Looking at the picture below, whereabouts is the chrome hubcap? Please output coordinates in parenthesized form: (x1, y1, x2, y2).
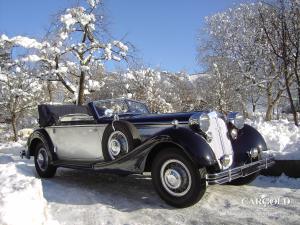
(108, 131, 128, 159)
(164, 169, 182, 189)
(160, 159, 192, 197)
(37, 148, 48, 171)
(110, 139, 121, 156)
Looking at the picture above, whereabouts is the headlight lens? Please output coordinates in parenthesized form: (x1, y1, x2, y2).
(234, 113, 245, 129)
(230, 128, 238, 140)
(199, 114, 210, 133)
(189, 113, 210, 133)
(228, 112, 245, 129)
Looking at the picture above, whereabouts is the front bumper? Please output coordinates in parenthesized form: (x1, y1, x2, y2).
(206, 155, 275, 185)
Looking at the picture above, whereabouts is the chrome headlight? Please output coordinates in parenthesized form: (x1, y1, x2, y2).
(230, 128, 238, 140)
(248, 148, 259, 158)
(189, 113, 210, 133)
(227, 112, 245, 129)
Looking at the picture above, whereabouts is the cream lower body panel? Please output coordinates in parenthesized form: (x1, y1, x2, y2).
(46, 124, 107, 161)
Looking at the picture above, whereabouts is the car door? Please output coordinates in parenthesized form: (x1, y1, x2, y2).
(46, 124, 107, 161)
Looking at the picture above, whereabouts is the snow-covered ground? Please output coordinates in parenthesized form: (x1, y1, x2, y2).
(0, 141, 299, 225)
(248, 118, 300, 160)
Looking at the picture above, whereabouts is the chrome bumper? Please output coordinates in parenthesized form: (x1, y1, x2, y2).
(206, 156, 275, 185)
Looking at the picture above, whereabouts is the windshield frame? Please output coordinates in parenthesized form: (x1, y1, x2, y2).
(91, 98, 150, 119)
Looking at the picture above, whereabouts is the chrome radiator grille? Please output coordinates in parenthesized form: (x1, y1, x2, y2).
(207, 112, 233, 169)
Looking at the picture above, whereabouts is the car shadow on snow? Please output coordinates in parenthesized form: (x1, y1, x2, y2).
(40, 168, 172, 212)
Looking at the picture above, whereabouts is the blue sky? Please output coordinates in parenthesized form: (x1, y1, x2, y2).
(0, 0, 245, 74)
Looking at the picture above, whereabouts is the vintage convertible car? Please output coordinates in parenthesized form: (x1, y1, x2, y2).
(22, 98, 274, 208)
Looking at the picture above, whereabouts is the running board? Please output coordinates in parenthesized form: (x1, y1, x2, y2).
(53, 160, 98, 169)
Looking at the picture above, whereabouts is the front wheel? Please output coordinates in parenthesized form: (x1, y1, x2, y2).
(151, 148, 207, 208)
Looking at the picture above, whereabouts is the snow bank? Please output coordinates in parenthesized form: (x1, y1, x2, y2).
(247, 118, 300, 160)
(0, 142, 58, 225)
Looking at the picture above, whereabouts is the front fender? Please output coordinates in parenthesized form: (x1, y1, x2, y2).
(153, 126, 218, 167)
(232, 124, 268, 166)
(93, 126, 218, 173)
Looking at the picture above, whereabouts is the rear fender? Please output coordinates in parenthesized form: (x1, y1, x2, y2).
(27, 128, 57, 161)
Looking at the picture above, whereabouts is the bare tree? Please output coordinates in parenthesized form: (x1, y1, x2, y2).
(198, 1, 299, 123)
(259, 0, 299, 125)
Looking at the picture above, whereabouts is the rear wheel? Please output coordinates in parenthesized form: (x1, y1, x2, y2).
(34, 142, 57, 178)
(151, 148, 207, 208)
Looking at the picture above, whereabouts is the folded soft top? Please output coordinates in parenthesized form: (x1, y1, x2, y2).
(38, 104, 92, 127)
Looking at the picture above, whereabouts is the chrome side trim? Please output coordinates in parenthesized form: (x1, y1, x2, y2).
(206, 156, 275, 185)
(133, 121, 188, 126)
(49, 124, 107, 128)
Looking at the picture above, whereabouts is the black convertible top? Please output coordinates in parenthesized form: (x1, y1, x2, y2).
(38, 104, 93, 127)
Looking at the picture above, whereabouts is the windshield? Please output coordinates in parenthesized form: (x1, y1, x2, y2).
(126, 100, 149, 114)
(93, 99, 149, 115)
(94, 99, 129, 114)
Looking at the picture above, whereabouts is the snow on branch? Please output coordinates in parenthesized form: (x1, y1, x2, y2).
(0, 34, 45, 49)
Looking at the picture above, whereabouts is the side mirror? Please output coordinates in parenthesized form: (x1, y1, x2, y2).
(104, 109, 114, 117)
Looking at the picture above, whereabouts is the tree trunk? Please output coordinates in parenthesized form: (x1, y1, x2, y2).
(282, 42, 298, 125)
(280, 3, 299, 126)
(252, 104, 256, 114)
(47, 81, 54, 102)
(265, 104, 274, 121)
(283, 71, 299, 126)
(77, 70, 85, 105)
(294, 66, 300, 107)
(265, 86, 274, 121)
(11, 114, 18, 142)
(241, 101, 248, 118)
